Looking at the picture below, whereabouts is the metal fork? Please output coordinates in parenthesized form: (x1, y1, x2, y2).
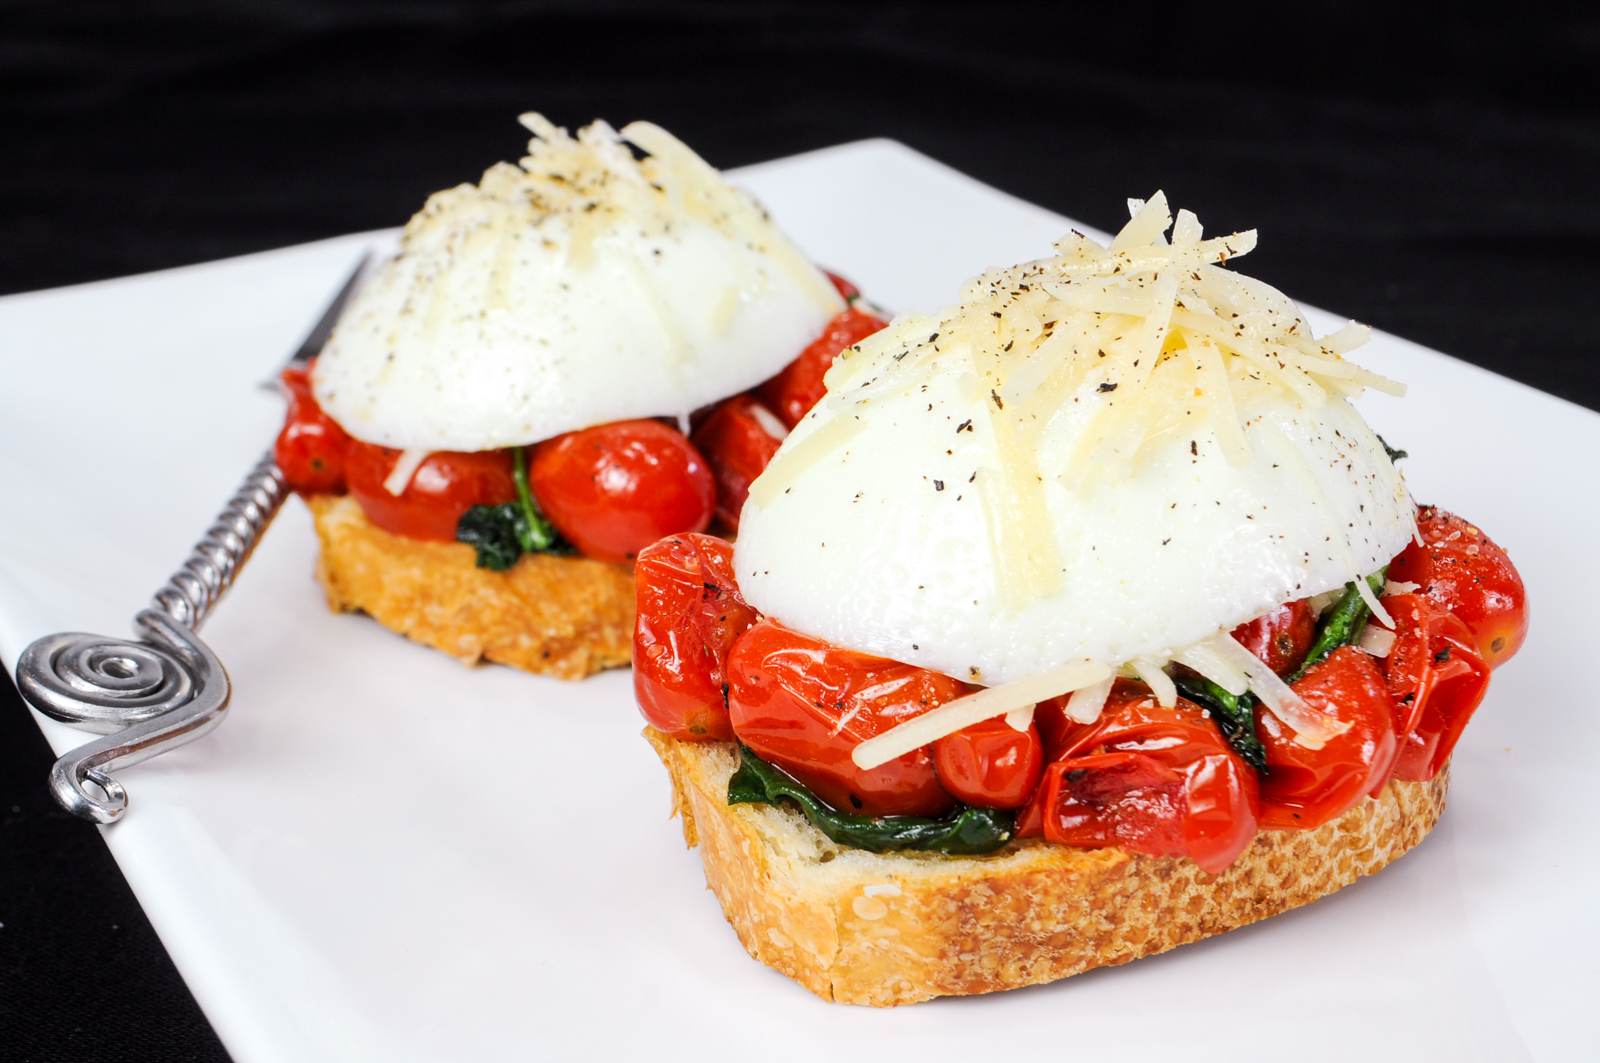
(14, 255, 371, 823)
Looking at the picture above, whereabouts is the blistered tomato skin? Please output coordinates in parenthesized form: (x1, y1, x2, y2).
(1257, 647, 1397, 830)
(529, 420, 715, 564)
(822, 269, 860, 303)
(1382, 593, 1490, 781)
(689, 396, 786, 532)
(275, 364, 352, 493)
(346, 443, 516, 541)
(1230, 598, 1317, 676)
(933, 716, 1043, 809)
(757, 307, 889, 428)
(633, 534, 758, 742)
(1019, 684, 1260, 875)
(1388, 506, 1527, 669)
(726, 620, 963, 818)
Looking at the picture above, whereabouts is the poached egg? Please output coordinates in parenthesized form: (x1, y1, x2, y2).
(735, 194, 1415, 699)
(312, 115, 843, 451)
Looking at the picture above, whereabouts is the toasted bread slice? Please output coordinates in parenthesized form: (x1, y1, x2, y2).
(645, 729, 1449, 1006)
(306, 494, 633, 679)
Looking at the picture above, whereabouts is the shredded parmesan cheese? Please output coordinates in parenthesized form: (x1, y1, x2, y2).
(1356, 625, 1397, 657)
(1207, 633, 1350, 748)
(1065, 676, 1115, 723)
(1175, 641, 1250, 697)
(1355, 576, 1395, 630)
(852, 661, 1110, 770)
(1004, 703, 1036, 732)
(383, 449, 430, 496)
(1132, 657, 1177, 708)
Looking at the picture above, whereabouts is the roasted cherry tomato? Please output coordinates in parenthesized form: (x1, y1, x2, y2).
(1257, 647, 1397, 830)
(823, 269, 861, 303)
(347, 443, 515, 541)
(529, 420, 715, 564)
(1020, 684, 1259, 874)
(633, 534, 758, 742)
(1388, 506, 1527, 668)
(933, 716, 1043, 809)
(756, 307, 888, 428)
(1382, 593, 1489, 781)
(1230, 598, 1317, 676)
(274, 363, 351, 493)
(726, 620, 964, 817)
(1031, 693, 1081, 759)
(689, 396, 786, 532)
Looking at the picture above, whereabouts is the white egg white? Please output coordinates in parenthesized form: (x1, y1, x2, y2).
(312, 117, 842, 451)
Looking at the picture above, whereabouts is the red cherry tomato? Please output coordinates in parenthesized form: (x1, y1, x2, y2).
(528, 420, 715, 564)
(1382, 593, 1490, 781)
(822, 269, 861, 303)
(1230, 598, 1317, 676)
(1256, 647, 1397, 830)
(1031, 694, 1081, 759)
(933, 716, 1043, 809)
(633, 534, 758, 742)
(347, 443, 515, 541)
(1388, 506, 1527, 668)
(1019, 683, 1260, 874)
(274, 364, 351, 493)
(756, 307, 888, 428)
(689, 397, 786, 532)
(726, 620, 964, 817)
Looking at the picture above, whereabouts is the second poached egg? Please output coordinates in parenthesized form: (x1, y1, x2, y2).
(313, 115, 843, 451)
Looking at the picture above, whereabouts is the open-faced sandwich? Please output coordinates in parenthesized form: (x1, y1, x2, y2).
(634, 193, 1528, 1004)
(273, 115, 886, 678)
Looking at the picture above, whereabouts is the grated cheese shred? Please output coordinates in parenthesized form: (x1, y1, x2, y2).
(852, 661, 1111, 770)
(383, 449, 430, 496)
(1208, 632, 1351, 748)
(1357, 625, 1397, 657)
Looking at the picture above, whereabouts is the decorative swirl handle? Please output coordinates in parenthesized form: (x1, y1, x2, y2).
(15, 453, 287, 822)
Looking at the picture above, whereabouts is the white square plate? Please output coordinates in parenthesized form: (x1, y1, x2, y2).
(3, 141, 1596, 1063)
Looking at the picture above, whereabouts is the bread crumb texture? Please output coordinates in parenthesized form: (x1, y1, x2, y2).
(645, 728, 1449, 1006)
(307, 494, 632, 680)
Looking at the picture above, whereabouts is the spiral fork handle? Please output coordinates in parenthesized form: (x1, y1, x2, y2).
(15, 452, 286, 822)
(152, 452, 285, 628)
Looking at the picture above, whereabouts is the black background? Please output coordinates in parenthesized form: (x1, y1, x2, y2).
(3, 3, 1596, 1060)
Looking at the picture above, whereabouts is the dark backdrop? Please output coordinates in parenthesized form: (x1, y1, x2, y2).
(3, 4, 1596, 1060)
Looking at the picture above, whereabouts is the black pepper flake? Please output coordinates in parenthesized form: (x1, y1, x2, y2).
(1097, 381, 1118, 393)
(991, 390, 1004, 409)
(1190, 440, 1198, 456)
(956, 419, 973, 434)
(933, 479, 945, 492)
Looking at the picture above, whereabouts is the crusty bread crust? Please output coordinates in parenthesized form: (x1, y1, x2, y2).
(645, 729, 1449, 1006)
(306, 494, 633, 680)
